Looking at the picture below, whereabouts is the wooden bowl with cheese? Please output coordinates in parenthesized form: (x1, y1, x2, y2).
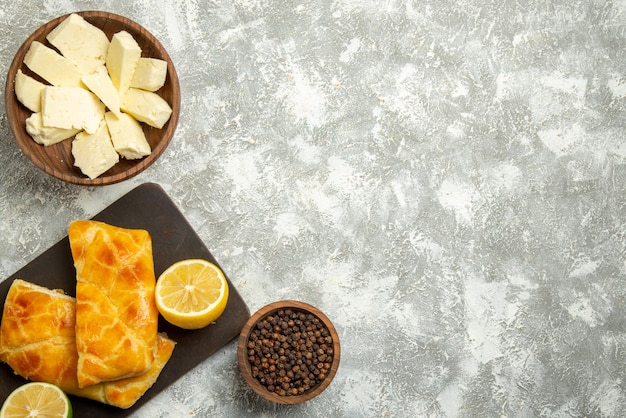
(5, 11, 180, 186)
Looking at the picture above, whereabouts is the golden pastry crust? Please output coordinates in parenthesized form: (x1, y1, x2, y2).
(0, 279, 82, 393)
(68, 220, 158, 387)
(96, 333, 176, 409)
(0, 279, 175, 409)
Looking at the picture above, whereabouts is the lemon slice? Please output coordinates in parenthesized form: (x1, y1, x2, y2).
(0, 382, 72, 418)
(155, 259, 229, 329)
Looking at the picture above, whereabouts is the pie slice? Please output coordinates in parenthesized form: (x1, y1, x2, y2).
(81, 332, 176, 409)
(68, 220, 159, 387)
(0, 279, 175, 409)
(0, 279, 81, 393)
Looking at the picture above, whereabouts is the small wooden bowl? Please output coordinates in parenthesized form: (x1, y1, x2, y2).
(237, 300, 340, 404)
(4, 11, 180, 186)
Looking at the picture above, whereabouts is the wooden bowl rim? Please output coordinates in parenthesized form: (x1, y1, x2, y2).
(4, 10, 180, 186)
(237, 300, 341, 405)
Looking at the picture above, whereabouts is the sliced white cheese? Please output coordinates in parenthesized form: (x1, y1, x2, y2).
(42, 86, 105, 134)
(72, 120, 119, 179)
(120, 88, 172, 129)
(23, 41, 83, 87)
(46, 13, 110, 75)
(26, 112, 81, 146)
(15, 69, 45, 112)
(106, 31, 141, 95)
(82, 66, 121, 116)
(130, 57, 167, 92)
(105, 111, 151, 159)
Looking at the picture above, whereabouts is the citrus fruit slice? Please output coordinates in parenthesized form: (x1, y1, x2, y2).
(0, 382, 72, 418)
(155, 259, 229, 329)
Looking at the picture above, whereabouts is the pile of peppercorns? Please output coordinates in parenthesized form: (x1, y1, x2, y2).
(246, 308, 334, 397)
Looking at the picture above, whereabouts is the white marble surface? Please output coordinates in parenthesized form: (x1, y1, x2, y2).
(2, 0, 626, 416)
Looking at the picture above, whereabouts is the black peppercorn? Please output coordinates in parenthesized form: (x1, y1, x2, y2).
(247, 308, 334, 396)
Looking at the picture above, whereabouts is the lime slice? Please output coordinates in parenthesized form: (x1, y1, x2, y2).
(0, 382, 72, 418)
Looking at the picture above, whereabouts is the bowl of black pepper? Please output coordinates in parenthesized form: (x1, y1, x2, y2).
(237, 300, 340, 404)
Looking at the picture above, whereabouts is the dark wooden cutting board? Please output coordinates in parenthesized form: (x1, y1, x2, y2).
(0, 182, 250, 416)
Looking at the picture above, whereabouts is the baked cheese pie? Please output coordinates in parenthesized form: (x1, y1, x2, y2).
(68, 220, 159, 387)
(0, 279, 175, 409)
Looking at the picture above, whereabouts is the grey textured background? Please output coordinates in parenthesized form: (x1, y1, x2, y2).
(2, 0, 626, 417)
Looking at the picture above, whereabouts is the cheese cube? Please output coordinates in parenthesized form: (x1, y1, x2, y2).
(26, 112, 80, 146)
(120, 88, 172, 129)
(105, 111, 151, 159)
(82, 66, 121, 116)
(46, 13, 110, 75)
(106, 31, 141, 95)
(72, 121, 119, 179)
(130, 57, 167, 92)
(23, 41, 83, 87)
(15, 69, 45, 112)
(42, 86, 105, 134)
